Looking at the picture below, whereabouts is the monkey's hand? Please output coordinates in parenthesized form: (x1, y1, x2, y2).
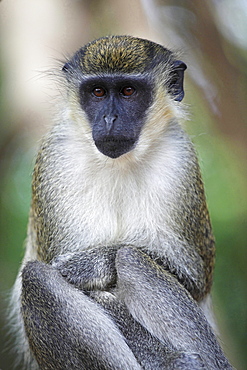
(52, 245, 119, 291)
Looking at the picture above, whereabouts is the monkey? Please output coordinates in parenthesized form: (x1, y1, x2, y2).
(9, 35, 232, 369)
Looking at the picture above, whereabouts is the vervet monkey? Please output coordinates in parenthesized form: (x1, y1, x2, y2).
(10, 35, 232, 369)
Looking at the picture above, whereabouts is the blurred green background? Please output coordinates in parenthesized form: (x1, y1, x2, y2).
(0, 1, 246, 369)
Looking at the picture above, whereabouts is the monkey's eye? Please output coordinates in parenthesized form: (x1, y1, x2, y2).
(92, 87, 106, 97)
(120, 86, 135, 97)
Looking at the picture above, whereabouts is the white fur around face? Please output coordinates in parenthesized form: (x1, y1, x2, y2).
(43, 91, 190, 258)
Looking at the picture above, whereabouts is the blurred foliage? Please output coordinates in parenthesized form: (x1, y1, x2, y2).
(0, 1, 247, 370)
(186, 85, 247, 369)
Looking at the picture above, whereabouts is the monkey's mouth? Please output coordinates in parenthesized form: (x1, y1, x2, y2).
(94, 136, 136, 158)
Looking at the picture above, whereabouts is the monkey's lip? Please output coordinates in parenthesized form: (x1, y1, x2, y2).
(94, 136, 136, 158)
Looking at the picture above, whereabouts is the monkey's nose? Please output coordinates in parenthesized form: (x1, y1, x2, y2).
(103, 115, 118, 134)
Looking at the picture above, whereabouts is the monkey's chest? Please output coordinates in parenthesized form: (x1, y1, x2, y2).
(60, 186, 169, 251)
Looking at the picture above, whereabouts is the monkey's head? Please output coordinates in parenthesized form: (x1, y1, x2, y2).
(62, 36, 186, 159)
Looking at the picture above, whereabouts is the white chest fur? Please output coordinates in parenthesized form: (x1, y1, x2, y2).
(51, 132, 183, 255)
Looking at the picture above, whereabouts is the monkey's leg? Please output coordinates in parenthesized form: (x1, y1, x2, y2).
(53, 247, 207, 369)
(116, 246, 233, 370)
(93, 290, 207, 370)
(21, 261, 142, 370)
(52, 247, 221, 369)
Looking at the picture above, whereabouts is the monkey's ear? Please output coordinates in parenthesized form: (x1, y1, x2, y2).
(62, 62, 71, 73)
(62, 62, 74, 82)
(168, 60, 187, 102)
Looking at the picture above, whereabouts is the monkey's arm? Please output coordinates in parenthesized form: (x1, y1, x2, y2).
(52, 241, 207, 301)
(52, 244, 119, 290)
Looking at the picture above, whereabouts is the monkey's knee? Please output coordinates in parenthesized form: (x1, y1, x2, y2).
(21, 260, 68, 314)
(22, 260, 54, 293)
(116, 245, 164, 294)
(116, 246, 150, 278)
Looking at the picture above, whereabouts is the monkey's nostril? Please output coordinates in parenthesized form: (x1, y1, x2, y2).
(103, 115, 117, 123)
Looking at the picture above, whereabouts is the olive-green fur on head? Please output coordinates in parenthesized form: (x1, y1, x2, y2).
(63, 35, 174, 76)
(62, 36, 187, 102)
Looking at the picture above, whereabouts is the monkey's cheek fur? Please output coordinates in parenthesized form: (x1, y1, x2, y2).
(94, 136, 136, 158)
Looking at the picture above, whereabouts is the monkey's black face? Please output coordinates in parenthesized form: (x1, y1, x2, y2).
(79, 75, 153, 158)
